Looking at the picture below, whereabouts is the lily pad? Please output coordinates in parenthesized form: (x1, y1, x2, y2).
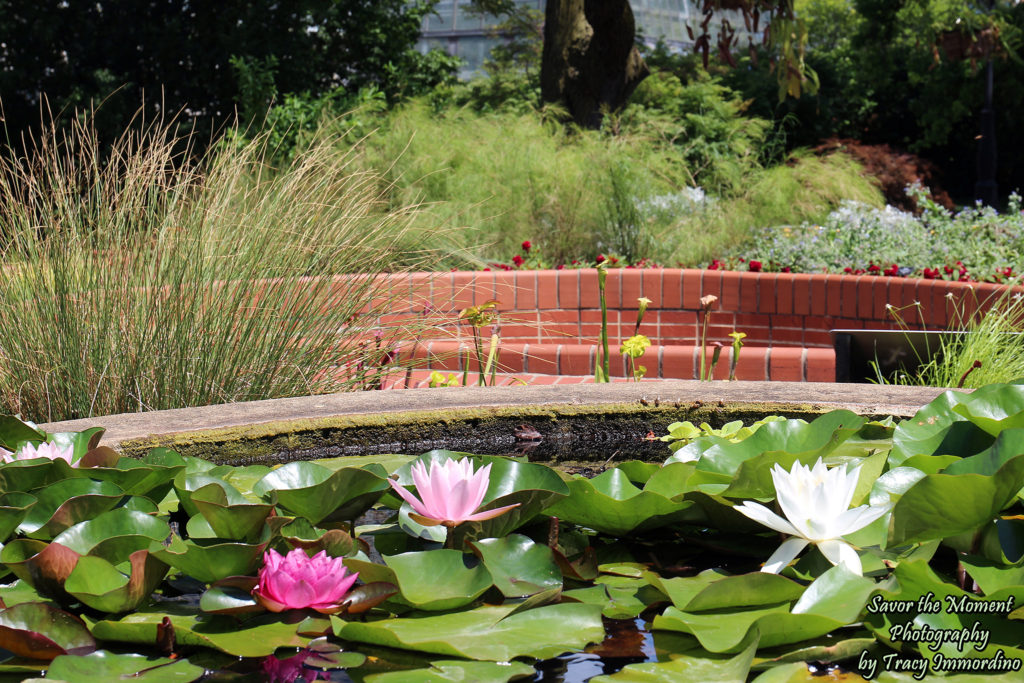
(373, 550, 493, 611)
(63, 550, 169, 613)
(365, 659, 535, 682)
(18, 478, 124, 539)
(542, 468, 692, 537)
(50, 508, 170, 562)
(889, 453, 1024, 545)
(151, 534, 269, 584)
(591, 630, 758, 682)
(46, 651, 203, 681)
(0, 602, 95, 660)
(0, 540, 81, 600)
(336, 602, 604, 661)
(89, 609, 309, 657)
(0, 492, 36, 542)
(467, 534, 562, 598)
(190, 482, 274, 543)
(254, 462, 389, 524)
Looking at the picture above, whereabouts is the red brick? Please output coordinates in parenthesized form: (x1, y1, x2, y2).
(739, 272, 760, 312)
(619, 269, 644, 307)
(558, 270, 581, 309)
(701, 270, 724, 308)
(514, 271, 538, 310)
(732, 345, 770, 381)
(792, 274, 814, 316)
(839, 275, 860, 319)
(535, 271, 559, 308)
(775, 273, 794, 315)
(825, 274, 843, 317)
(719, 271, 741, 311)
(492, 343, 529, 373)
(769, 328, 805, 345)
(450, 272, 477, 312)
(526, 344, 559, 374)
(580, 268, 602, 308)
(602, 268, 624, 309)
(559, 344, 594, 375)
(886, 279, 918, 320)
(683, 270, 703, 309)
(490, 271, 518, 311)
(661, 269, 684, 310)
(660, 345, 693, 379)
(758, 273, 778, 314)
(806, 348, 836, 382)
(769, 347, 804, 381)
(404, 272, 436, 310)
(804, 330, 833, 347)
(500, 320, 541, 343)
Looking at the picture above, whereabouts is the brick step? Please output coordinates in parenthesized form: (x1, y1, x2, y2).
(396, 341, 834, 382)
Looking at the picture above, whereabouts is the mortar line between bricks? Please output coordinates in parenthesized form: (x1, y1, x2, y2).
(522, 343, 530, 374)
(801, 348, 807, 382)
(556, 344, 563, 375)
(765, 346, 772, 381)
(657, 345, 664, 379)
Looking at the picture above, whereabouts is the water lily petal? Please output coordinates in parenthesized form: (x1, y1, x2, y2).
(736, 501, 800, 536)
(832, 503, 891, 536)
(408, 512, 445, 527)
(762, 536, 809, 573)
(817, 539, 862, 575)
(388, 478, 429, 517)
(464, 502, 521, 522)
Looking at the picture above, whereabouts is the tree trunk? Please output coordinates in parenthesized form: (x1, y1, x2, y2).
(540, 0, 649, 129)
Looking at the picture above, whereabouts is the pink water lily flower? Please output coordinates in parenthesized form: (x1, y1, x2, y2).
(0, 441, 76, 466)
(253, 548, 358, 613)
(388, 458, 519, 527)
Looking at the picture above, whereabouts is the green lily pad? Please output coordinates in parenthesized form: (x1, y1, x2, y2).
(190, 482, 274, 543)
(542, 468, 692, 537)
(679, 572, 806, 612)
(790, 563, 877, 623)
(467, 534, 562, 598)
(654, 603, 842, 654)
(890, 388, 1001, 464)
(336, 602, 604, 660)
(74, 449, 184, 502)
(46, 427, 106, 464)
(0, 492, 36, 542)
(254, 462, 389, 524)
(50, 508, 170, 562)
(889, 453, 1024, 545)
(0, 415, 45, 450)
(63, 550, 169, 613)
(151, 534, 269, 584)
(950, 383, 1024, 436)
(365, 659, 535, 682)
(0, 540, 80, 600)
(46, 651, 203, 681)
(0, 602, 95, 660)
(378, 550, 493, 611)
(89, 609, 309, 657)
(18, 478, 124, 539)
(591, 629, 759, 682)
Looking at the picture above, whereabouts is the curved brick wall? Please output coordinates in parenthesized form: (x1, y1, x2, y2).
(366, 269, 1016, 383)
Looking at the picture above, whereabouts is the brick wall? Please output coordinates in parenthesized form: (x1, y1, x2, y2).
(363, 269, 1018, 382)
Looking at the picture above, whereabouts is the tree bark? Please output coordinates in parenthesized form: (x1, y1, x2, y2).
(540, 0, 649, 129)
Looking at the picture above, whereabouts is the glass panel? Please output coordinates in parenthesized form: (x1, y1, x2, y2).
(426, 0, 454, 32)
(454, 0, 484, 31)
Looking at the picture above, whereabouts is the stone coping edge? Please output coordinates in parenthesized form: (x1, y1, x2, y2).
(42, 380, 956, 452)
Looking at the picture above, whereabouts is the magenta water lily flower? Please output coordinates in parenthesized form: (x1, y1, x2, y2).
(0, 441, 76, 466)
(388, 458, 519, 527)
(252, 548, 358, 613)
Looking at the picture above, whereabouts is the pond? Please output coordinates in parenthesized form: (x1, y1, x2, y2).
(2, 382, 1024, 682)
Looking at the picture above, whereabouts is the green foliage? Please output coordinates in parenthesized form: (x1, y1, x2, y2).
(0, 0, 457, 149)
(3, 382, 1024, 677)
(0, 117, 434, 421)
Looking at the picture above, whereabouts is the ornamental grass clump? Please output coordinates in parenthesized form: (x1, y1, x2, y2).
(0, 115, 434, 421)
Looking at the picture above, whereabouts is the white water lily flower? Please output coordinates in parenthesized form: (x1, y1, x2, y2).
(736, 459, 891, 575)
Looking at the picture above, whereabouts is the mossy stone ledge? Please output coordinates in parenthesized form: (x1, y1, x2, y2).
(41, 381, 957, 467)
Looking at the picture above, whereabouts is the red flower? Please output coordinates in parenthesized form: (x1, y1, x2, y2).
(884, 264, 898, 277)
(781, 266, 791, 273)
(867, 264, 880, 274)
(748, 260, 762, 272)
(922, 267, 939, 279)
(521, 240, 532, 252)
(610, 256, 619, 264)
(944, 265, 955, 275)
(596, 254, 606, 264)
(844, 267, 853, 273)
(572, 259, 580, 265)
(708, 259, 722, 271)
(512, 254, 524, 267)
(556, 264, 564, 270)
